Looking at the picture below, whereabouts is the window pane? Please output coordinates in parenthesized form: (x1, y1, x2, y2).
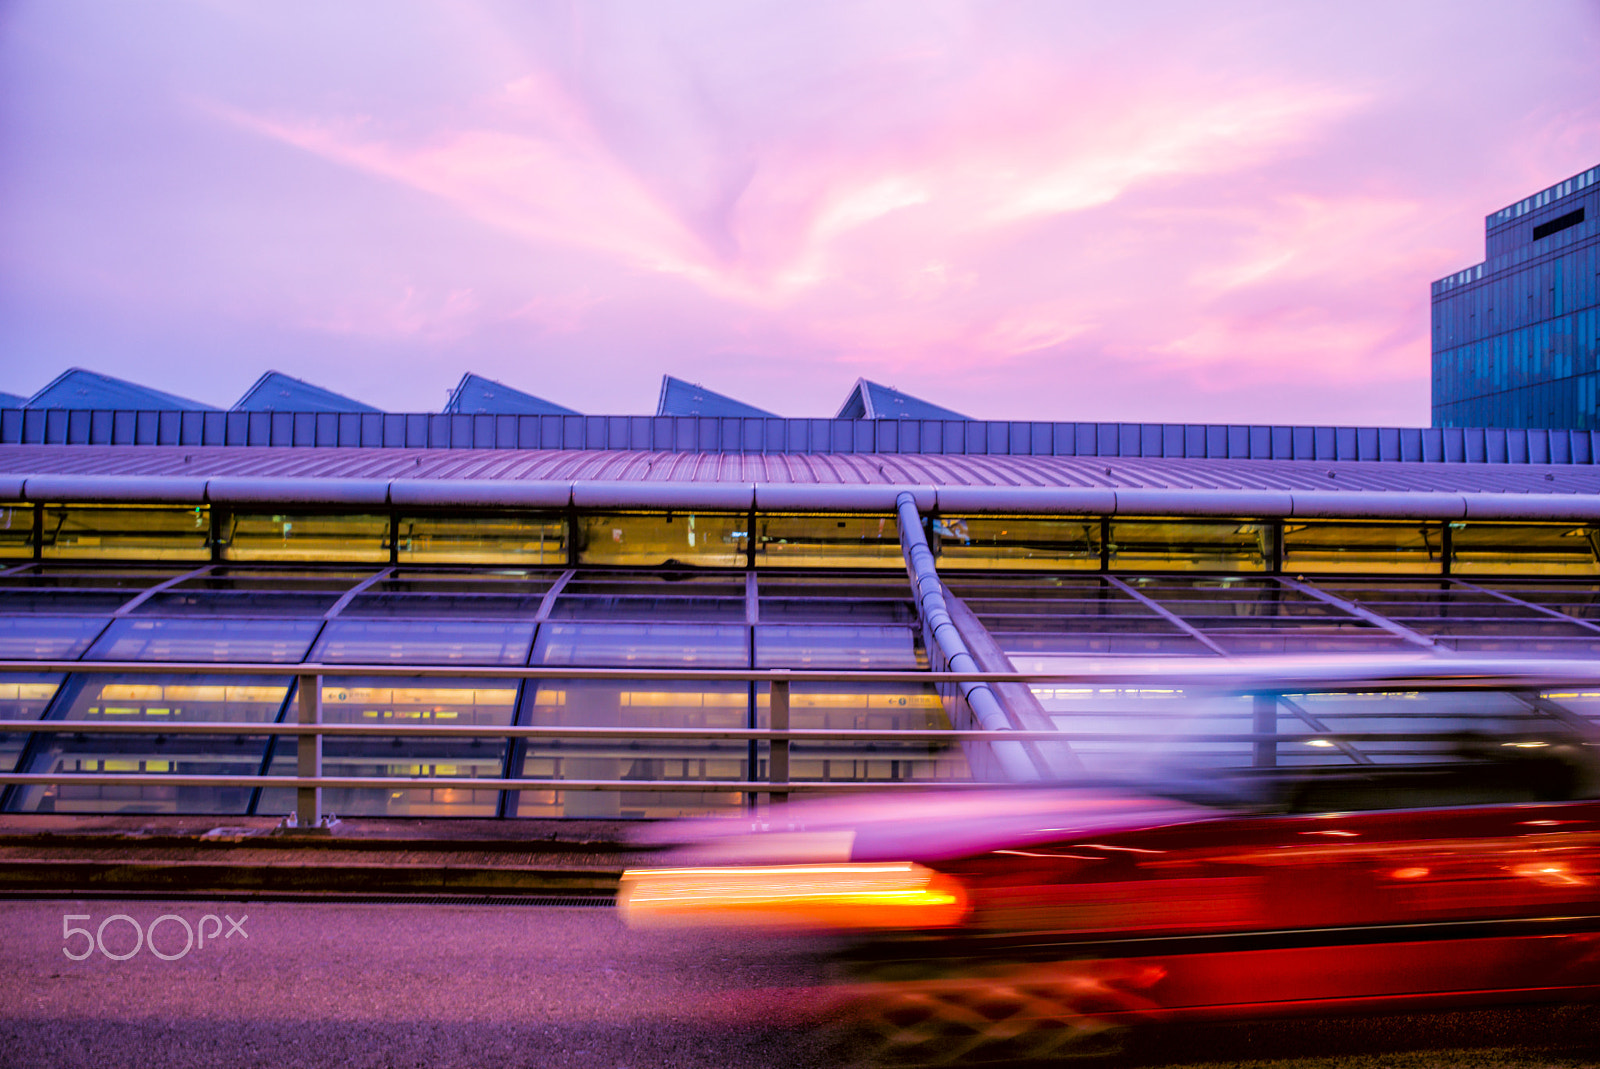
(257, 678, 514, 818)
(774, 683, 967, 788)
(533, 622, 747, 668)
(755, 514, 901, 568)
(397, 513, 567, 566)
(86, 618, 321, 663)
(577, 513, 747, 567)
(520, 616, 752, 818)
(513, 679, 748, 820)
(1108, 519, 1268, 572)
(310, 619, 537, 666)
(41, 505, 211, 562)
(1283, 522, 1443, 574)
(223, 512, 389, 563)
(0, 616, 109, 659)
(934, 516, 1102, 571)
(137, 590, 345, 616)
(10, 675, 288, 814)
(753, 615, 957, 789)
(342, 591, 548, 620)
(1451, 523, 1600, 575)
(0, 673, 63, 773)
(754, 625, 920, 669)
(0, 504, 32, 559)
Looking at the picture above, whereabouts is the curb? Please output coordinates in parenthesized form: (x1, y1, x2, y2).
(0, 860, 624, 896)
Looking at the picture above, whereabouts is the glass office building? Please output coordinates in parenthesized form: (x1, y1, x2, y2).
(1433, 164, 1600, 429)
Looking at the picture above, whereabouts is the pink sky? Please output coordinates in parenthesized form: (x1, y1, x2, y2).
(3, 1, 1599, 424)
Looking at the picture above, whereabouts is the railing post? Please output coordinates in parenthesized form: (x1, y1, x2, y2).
(297, 673, 322, 826)
(769, 677, 789, 807)
(1253, 693, 1277, 768)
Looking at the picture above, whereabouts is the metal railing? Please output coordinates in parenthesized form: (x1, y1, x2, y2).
(3, 657, 1599, 823)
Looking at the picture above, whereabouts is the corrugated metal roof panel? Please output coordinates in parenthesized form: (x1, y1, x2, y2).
(0, 392, 25, 408)
(5, 444, 1600, 501)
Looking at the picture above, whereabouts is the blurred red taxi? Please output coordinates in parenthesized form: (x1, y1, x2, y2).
(622, 729, 1600, 1061)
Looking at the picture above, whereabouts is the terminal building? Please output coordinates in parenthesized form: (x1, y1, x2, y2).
(4, 367, 1600, 823)
(1433, 163, 1600, 429)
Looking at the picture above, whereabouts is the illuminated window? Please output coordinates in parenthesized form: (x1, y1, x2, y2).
(10, 675, 289, 815)
(0, 674, 62, 775)
(222, 512, 389, 563)
(258, 677, 516, 819)
(933, 516, 1101, 571)
(397, 513, 567, 565)
(1451, 523, 1600, 575)
(577, 512, 747, 567)
(755, 514, 900, 568)
(1108, 518, 1268, 572)
(41, 505, 211, 562)
(0, 504, 32, 559)
(1283, 522, 1443, 574)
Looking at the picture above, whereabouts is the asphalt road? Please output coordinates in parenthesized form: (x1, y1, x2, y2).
(1, 898, 1599, 1069)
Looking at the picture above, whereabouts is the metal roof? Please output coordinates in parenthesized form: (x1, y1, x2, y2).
(5, 444, 1600, 519)
(25, 368, 216, 411)
(443, 373, 579, 416)
(10, 408, 1600, 466)
(0, 392, 23, 408)
(656, 376, 776, 418)
(837, 378, 970, 420)
(232, 371, 380, 413)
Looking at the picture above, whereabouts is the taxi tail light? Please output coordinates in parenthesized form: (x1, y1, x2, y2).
(618, 862, 969, 931)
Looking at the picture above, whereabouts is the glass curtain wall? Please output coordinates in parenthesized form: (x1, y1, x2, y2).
(256, 572, 553, 817)
(514, 572, 751, 818)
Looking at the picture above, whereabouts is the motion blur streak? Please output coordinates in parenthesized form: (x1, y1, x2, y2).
(618, 862, 968, 930)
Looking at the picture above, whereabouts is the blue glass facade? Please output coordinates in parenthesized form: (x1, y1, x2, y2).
(1433, 165, 1600, 429)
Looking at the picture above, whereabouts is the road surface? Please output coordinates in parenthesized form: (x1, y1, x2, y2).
(1, 898, 1597, 1068)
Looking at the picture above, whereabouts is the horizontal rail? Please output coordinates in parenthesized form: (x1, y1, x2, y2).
(0, 722, 1535, 744)
(7, 657, 1600, 691)
(0, 773, 978, 793)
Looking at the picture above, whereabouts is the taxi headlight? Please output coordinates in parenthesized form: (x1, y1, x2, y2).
(618, 861, 969, 931)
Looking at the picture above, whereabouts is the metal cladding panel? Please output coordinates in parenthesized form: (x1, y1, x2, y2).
(387, 479, 572, 509)
(1113, 488, 1294, 517)
(1288, 491, 1467, 520)
(656, 376, 776, 418)
(933, 486, 1116, 514)
(205, 477, 391, 506)
(24, 475, 208, 503)
(1460, 492, 1600, 521)
(755, 483, 933, 512)
(854, 379, 971, 421)
(572, 480, 755, 511)
(444, 373, 579, 417)
(28, 369, 217, 412)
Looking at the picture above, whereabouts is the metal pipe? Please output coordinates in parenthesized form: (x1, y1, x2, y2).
(9, 656, 1600, 689)
(896, 491, 1040, 782)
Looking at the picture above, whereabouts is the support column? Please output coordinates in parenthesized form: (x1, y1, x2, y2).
(769, 677, 789, 807)
(1253, 693, 1277, 769)
(297, 674, 322, 826)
